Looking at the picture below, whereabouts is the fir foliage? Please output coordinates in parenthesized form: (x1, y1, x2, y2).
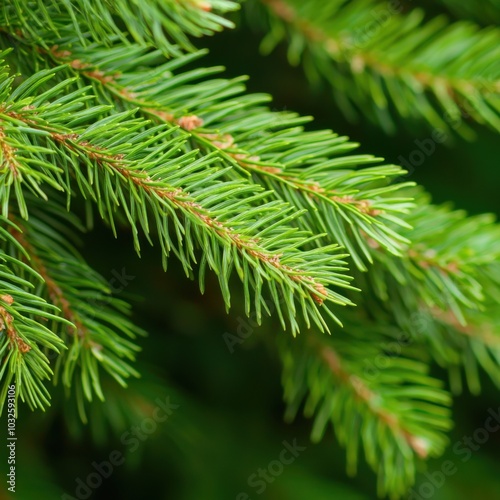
(0, 0, 499, 498)
(247, 0, 500, 136)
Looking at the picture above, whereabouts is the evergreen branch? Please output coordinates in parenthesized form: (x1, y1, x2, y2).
(3, 38, 498, 379)
(1, 0, 239, 57)
(319, 345, 430, 458)
(8, 38, 497, 336)
(250, 0, 500, 135)
(26, 39, 416, 269)
(362, 189, 500, 392)
(50, 128, 355, 331)
(280, 331, 452, 498)
(424, 271, 500, 395)
(6, 202, 143, 419)
(0, 1, 498, 497)
(0, 65, 356, 334)
(394, 299, 500, 396)
(383, 189, 500, 318)
(0, 217, 67, 414)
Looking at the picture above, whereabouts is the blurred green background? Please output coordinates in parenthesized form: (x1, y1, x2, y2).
(2, 6, 500, 500)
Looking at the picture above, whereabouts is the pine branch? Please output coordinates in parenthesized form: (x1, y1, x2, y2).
(8, 35, 417, 269)
(249, 0, 500, 136)
(280, 330, 452, 498)
(384, 190, 500, 315)
(362, 189, 500, 393)
(1, 0, 239, 57)
(2, 31, 498, 411)
(429, 296, 500, 394)
(0, 11, 498, 498)
(0, 61, 356, 335)
(6, 199, 143, 420)
(0, 217, 67, 414)
(4, 35, 498, 352)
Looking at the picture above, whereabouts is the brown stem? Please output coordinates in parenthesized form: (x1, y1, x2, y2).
(8, 222, 87, 338)
(0, 294, 31, 353)
(320, 344, 429, 458)
(0, 126, 20, 178)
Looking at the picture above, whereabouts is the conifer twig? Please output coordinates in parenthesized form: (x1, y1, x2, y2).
(319, 343, 429, 457)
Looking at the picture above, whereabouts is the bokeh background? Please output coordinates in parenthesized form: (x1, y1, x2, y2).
(2, 4, 500, 500)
